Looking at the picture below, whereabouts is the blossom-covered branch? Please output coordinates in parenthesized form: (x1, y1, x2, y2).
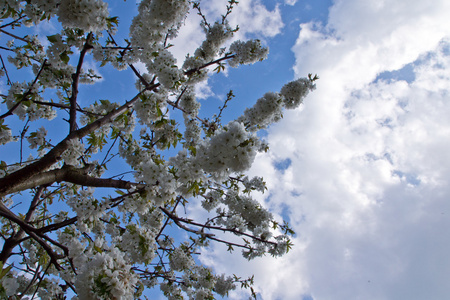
(0, 0, 315, 298)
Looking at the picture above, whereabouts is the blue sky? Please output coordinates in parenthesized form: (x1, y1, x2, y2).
(1, 0, 450, 299)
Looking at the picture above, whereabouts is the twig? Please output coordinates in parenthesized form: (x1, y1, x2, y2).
(184, 54, 235, 76)
(160, 206, 277, 246)
(0, 54, 12, 85)
(0, 28, 33, 44)
(0, 16, 25, 29)
(0, 59, 48, 120)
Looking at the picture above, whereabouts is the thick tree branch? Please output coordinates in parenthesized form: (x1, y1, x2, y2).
(0, 86, 157, 197)
(6, 164, 145, 195)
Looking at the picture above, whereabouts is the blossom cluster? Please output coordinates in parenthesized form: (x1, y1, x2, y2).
(228, 39, 269, 67)
(120, 223, 158, 264)
(75, 246, 139, 300)
(66, 187, 108, 232)
(26, 126, 47, 149)
(130, 0, 190, 48)
(61, 139, 85, 166)
(183, 22, 234, 84)
(195, 121, 261, 179)
(5, 82, 56, 121)
(238, 78, 316, 131)
(57, 0, 109, 32)
(242, 176, 266, 193)
(0, 127, 14, 145)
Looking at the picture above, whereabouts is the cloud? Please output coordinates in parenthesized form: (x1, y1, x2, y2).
(199, 0, 284, 40)
(285, 0, 299, 6)
(198, 0, 450, 299)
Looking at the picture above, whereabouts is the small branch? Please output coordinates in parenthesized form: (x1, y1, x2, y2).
(19, 119, 30, 165)
(31, 263, 52, 300)
(101, 46, 133, 50)
(173, 86, 188, 108)
(0, 16, 25, 29)
(69, 33, 93, 133)
(192, 2, 211, 30)
(100, 135, 119, 167)
(0, 28, 33, 44)
(32, 100, 104, 116)
(37, 217, 77, 235)
(0, 54, 12, 85)
(214, 90, 235, 124)
(108, 188, 145, 209)
(20, 263, 42, 297)
(156, 197, 184, 240)
(0, 59, 47, 120)
(167, 100, 210, 127)
(160, 207, 277, 246)
(184, 54, 235, 76)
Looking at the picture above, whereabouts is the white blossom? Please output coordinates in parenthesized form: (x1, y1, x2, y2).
(0, 127, 14, 145)
(130, 0, 190, 48)
(57, 0, 109, 32)
(242, 176, 266, 193)
(280, 77, 316, 109)
(0, 273, 20, 297)
(169, 246, 194, 271)
(27, 126, 47, 149)
(195, 121, 260, 179)
(238, 92, 284, 131)
(228, 39, 269, 67)
(214, 274, 236, 296)
(61, 139, 85, 166)
(75, 247, 139, 300)
(120, 223, 157, 264)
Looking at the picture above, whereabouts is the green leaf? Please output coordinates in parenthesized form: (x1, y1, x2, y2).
(94, 245, 103, 253)
(115, 190, 125, 196)
(60, 51, 70, 64)
(47, 34, 59, 43)
(0, 263, 13, 280)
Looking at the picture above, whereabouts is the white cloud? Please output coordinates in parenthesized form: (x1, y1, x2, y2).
(199, 0, 284, 40)
(285, 0, 298, 6)
(199, 0, 450, 299)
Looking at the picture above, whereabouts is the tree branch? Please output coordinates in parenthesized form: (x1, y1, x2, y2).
(69, 33, 93, 133)
(184, 54, 235, 76)
(6, 164, 145, 195)
(0, 28, 33, 44)
(32, 99, 103, 116)
(0, 186, 45, 263)
(0, 202, 63, 269)
(160, 207, 277, 246)
(0, 86, 157, 197)
(0, 59, 47, 120)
